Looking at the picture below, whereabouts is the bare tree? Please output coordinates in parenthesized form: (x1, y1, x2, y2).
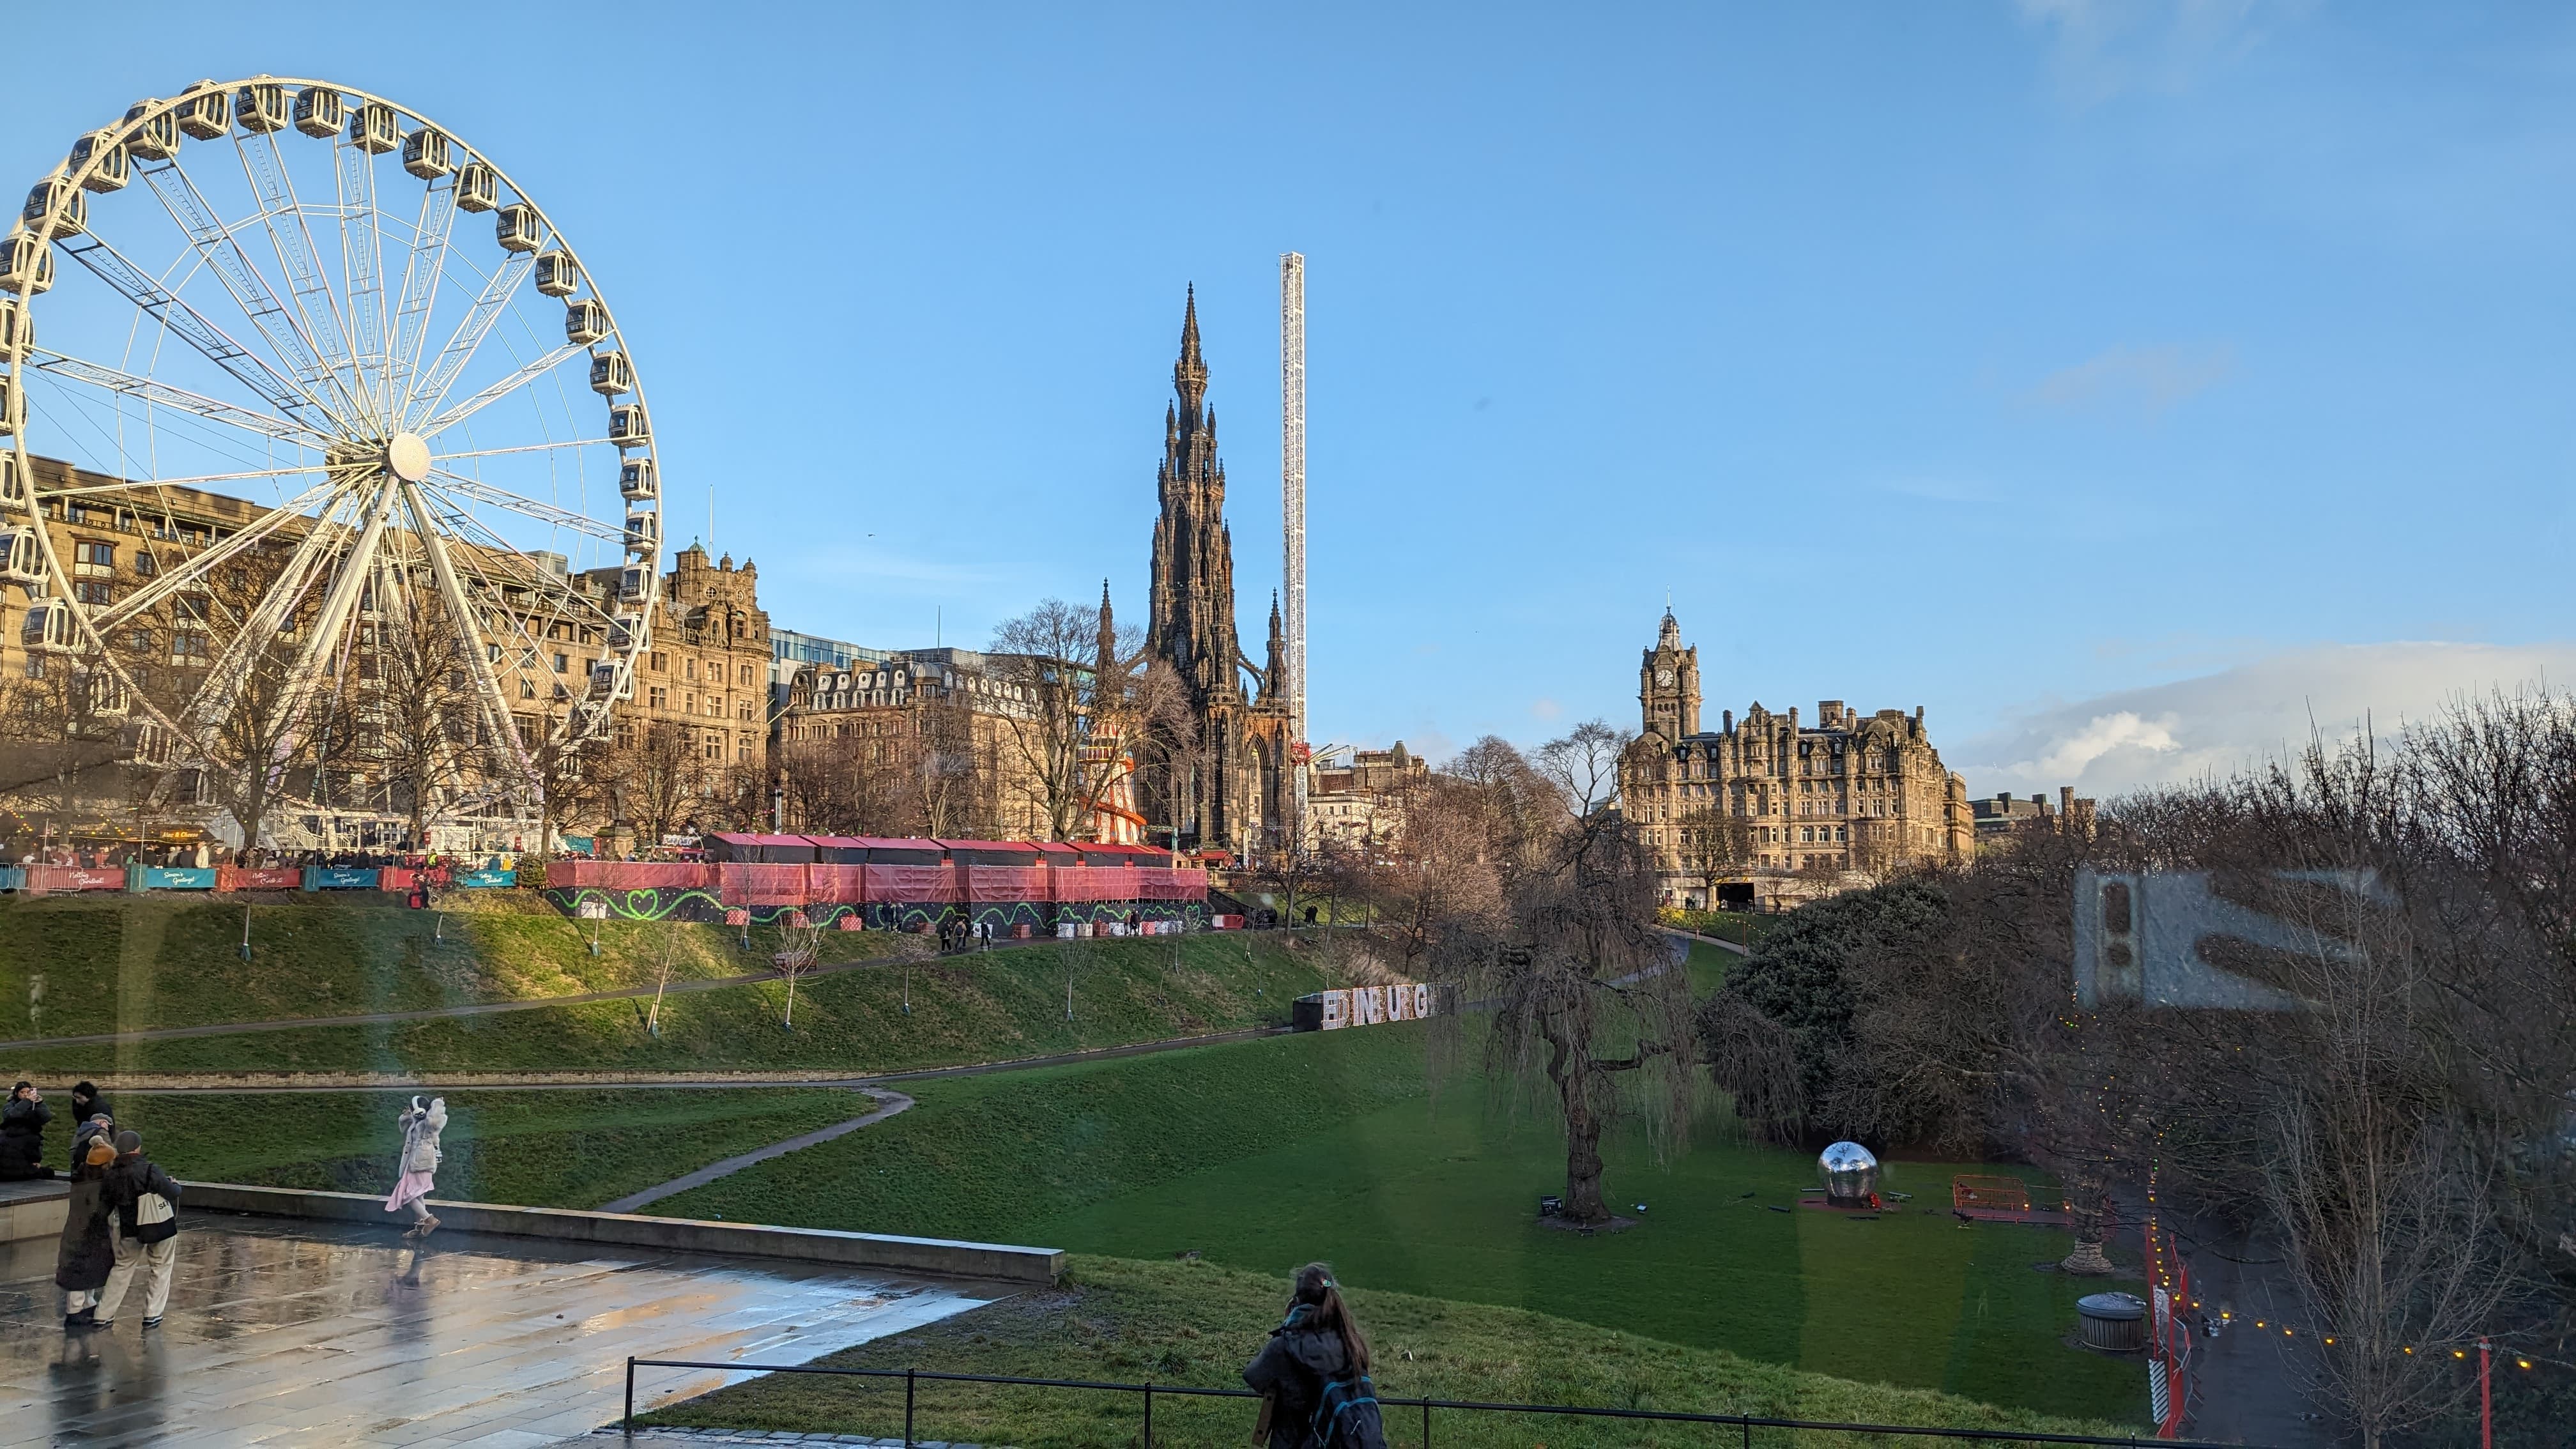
(616, 721, 704, 844)
(1673, 803, 1754, 907)
(770, 920, 823, 1029)
(350, 597, 485, 847)
(645, 928, 682, 1037)
(988, 598, 1192, 842)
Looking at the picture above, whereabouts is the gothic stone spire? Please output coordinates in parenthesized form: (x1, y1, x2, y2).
(1147, 286, 1241, 709)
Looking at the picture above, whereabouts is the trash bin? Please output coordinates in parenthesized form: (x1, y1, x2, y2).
(2076, 1292, 2148, 1352)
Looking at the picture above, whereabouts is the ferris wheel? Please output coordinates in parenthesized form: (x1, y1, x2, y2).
(0, 76, 659, 828)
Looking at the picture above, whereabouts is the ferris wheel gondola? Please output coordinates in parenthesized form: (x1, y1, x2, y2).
(0, 75, 663, 831)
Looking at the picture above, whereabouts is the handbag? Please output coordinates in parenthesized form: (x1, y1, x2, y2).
(133, 1188, 176, 1244)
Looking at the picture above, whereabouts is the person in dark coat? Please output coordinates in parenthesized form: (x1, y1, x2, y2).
(96, 1129, 183, 1327)
(54, 1135, 118, 1330)
(67, 1082, 109, 1145)
(1243, 1263, 1376, 1449)
(1, 1081, 51, 1180)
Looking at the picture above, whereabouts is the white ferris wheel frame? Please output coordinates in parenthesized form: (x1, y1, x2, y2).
(0, 75, 664, 825)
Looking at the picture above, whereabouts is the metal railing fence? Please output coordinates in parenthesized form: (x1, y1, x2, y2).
(622, 1357, 2265, 1448)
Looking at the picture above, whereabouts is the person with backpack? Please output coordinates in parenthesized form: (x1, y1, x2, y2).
(1243, 1263, 1386, 1449)
(95, 1129, 181, 1328)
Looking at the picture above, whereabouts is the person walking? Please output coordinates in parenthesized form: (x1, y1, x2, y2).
(95, 1130, 181, 1328)
(1, 1081, 51, 1180)
(384, 1096, 445, 1238)
(54, 1136, 117, 1330)
(1242, 1264, 1386, 1449)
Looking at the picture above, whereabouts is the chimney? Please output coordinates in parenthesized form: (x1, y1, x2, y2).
(2060, 786, 2075, 817)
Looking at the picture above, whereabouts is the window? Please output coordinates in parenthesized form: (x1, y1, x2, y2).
(648, 686, 668, 710)
(650, 651, 666, 672)
(552, 652, 569, 674)
(134, 551, 157, 577)
(521, 678, 536, 699)
(171, 632, 209, 663)
(684, 658, 697, 680)
(74, 581, 111, 605)
(739, 664, 754, 687)
(684, 692, 696, 714)
(74, 540, 115, 577)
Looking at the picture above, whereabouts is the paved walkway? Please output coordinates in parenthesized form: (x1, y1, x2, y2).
(0, 1215, 1001, 1448)
(599, 1091, 915, 1215)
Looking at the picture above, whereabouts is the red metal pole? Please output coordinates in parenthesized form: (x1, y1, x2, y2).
(2479, 1336, 2491, 1449)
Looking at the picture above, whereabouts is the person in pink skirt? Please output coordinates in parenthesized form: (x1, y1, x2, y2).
(385, 1097, 446, 1238)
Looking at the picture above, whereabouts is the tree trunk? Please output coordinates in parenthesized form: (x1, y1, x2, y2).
(1560, 1070, 1611, 1223)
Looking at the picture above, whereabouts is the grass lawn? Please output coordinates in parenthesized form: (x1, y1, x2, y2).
(1681, 938, 1735, 997)
(647, 1254, 2132, 1448)
(650, 1023, 2146, 1425)
(4, 923, 1341, 1079)
(102, 1087, 867, 1209)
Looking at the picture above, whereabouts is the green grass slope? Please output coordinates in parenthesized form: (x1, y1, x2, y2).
(648, 1254, 2131, 1448)
(5, 921, 1338, 1079)
(652, 1022, 2143, 1425)
(110, 1087, 864, 1209)
(0, 894, 895, 1038)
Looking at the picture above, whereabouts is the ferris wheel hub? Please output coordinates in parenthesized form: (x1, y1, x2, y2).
(385, 432, 431, 482)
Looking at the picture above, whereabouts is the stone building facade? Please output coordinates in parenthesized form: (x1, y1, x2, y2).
(1972, 786, 2097, 843)
(1618, 610, 1973, 910)
(1133, 289, 1296, 859)
(590, 542, 772, 771)
(772, 647, 1050, 838)
(1305, 742, 1429, 854)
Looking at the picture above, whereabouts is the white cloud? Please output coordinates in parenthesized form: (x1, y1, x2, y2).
(2017, 0, 2285, 105)
(1952, 641, 2576, 799)
(2028, 344, 2235, 413)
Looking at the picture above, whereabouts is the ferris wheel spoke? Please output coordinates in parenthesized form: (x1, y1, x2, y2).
(171, 482, 367, 740)
(434, 438, 613, 461)
(25, 349, 328, 447)
(386, 174, 459, 417)
(264, 479, 404, 760)
(403, 252, 538, 433)
(87, 479, 335, 631)
(54, 233, 337, 433)
(399, 480, 533, 779)
(421, 468, 621, 546)
(417, 343, 584, 440)
(334, 135, 392, 426)
(34, 463, 325, 499)
(130, 156, 348, 433)
(235, 131, 369, 426)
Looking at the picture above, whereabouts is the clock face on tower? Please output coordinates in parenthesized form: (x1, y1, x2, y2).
(1655, 668, 1675, 687)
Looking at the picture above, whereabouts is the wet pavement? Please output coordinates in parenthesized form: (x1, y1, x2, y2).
(0, 1215, 1004, 1448)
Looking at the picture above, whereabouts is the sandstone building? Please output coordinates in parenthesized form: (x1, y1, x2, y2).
(772, 646, 1050, 839)
(1618, 609, 1972, 910)
(1305, 742, 1429, 854)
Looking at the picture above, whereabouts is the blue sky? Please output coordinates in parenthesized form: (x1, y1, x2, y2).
(8, 2, 2575, 797)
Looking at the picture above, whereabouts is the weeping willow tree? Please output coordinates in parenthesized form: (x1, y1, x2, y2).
(1427, 723, 1699, 1225)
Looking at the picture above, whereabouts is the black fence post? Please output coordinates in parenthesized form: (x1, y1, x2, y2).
(1742, 1414, 1751, 1449)
(1421, 1397, 1430, 1447)
(1143, 1379, 1153, 1447)
(622, 1358, 634, 1434)
(904, 1366, 915, 1446)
